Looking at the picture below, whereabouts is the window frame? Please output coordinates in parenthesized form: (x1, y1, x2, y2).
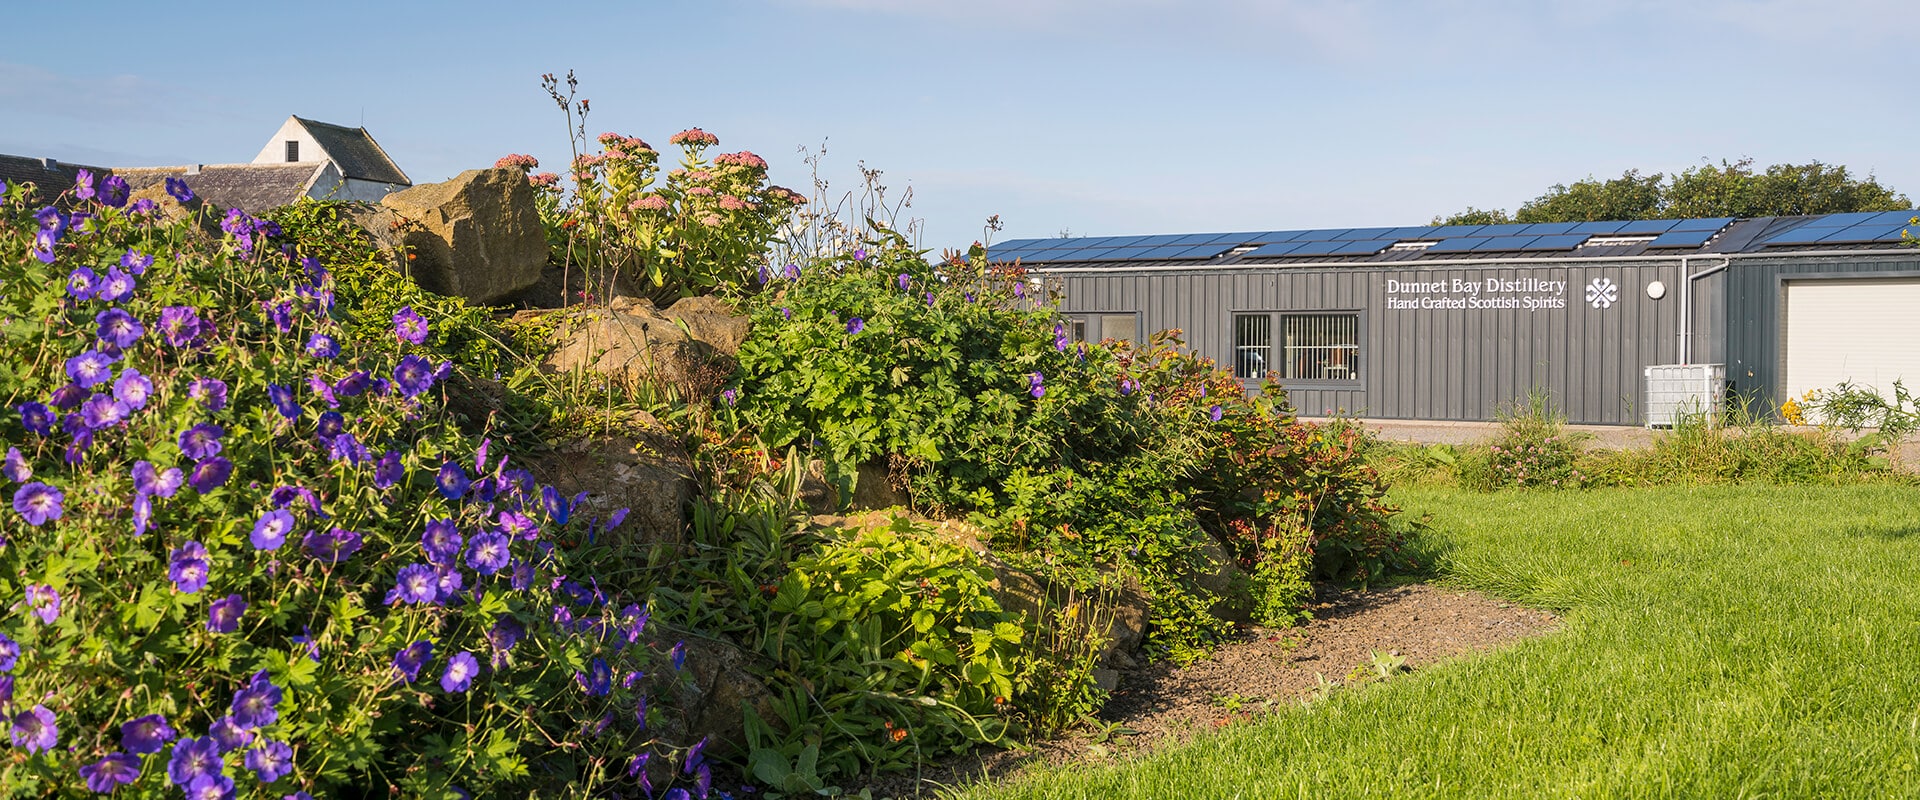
(1231, 309, 1364, 386)
(1061, 312, 1140, 345)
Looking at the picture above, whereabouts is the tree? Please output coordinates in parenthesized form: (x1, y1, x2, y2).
(1436, 159, 1910, 223)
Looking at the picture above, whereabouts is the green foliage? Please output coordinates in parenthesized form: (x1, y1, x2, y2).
(1438, 158, 1911, 223)
(0, 177, 684, 797)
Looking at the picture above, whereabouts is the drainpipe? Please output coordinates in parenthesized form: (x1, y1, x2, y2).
(1678, 256, 1731, 365)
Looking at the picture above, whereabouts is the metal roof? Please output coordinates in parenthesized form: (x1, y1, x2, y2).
(1003, 213, 1920, 271)
(292, 116, 411, 186)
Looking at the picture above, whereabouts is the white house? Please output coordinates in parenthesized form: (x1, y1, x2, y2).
(249, 115, 412, 202)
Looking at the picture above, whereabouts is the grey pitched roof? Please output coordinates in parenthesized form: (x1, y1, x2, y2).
(295, 117, 410, 185)
(0, 155, 112, 205)
(117, 163, 327, 215)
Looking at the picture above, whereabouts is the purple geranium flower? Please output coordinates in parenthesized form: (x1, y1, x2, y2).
(97, 267, 135, 303)
(1055, 324, 1070, 352)
(465, 531, 511, 575)
(207, 593, 247, 633)
(846, 317, 864, 335)
(441, 651, 479, 693)
(499, 511, 538, 540)
(251, 509, 295, 550)
(0, 632, 16, 671)
(178, 424, 224, 461)
(305, 333, 339, 359)
(334, 370, 370, 398)
(394, 306, 429, 344)
(133, 460, 184, 498)
(897, 273, 911, 290)
(169, 541, 211, 593)
(186, 774, 234, 800)
(65, 350, 115, 389)
(327, 432, 366, 465)
(97, 308, 145, 348)
(167, 736, 220, 787)
(132, 492, 153, 536)
(489, 617, 525, 660)
(114, 368, 153, 409)
(542, 485, 574, 526)
(387, 563, 440, 605)
(393, 640, 433, 682)
(230, 673, 283, 729)
(316, 410, 344, 439)
(67, 266, 98, 301)
(18, 402, 53, 435)
(188, 377, 229, 411)
(188, 457, 233, 493)
(101, 174, 129, 208)
(374, 451, 403, 489)
(49, 384, 86, 410)
(302, 527, 363, 564)
(80, 752, 142, 792)
(122, 713, 175, 755)
(158, 306, 207, 348)
(3, 447, 30, 483)
(435, 568, 465, 603)
(269, 485, 323, 516)
(672, 640, 688, 670)
(81, 392, 131, 429)
(247, 739, 295, 783)
(422, 519, 462, 566)
(1029, 371, 1045, 399)
(436, 462, 470, 501)
(576, 657, 612, 696)
(208, 716, 253, 753)
(266, 384, 302, 420)
(121, 249, 154, 274)
(13, 481, 63, 526)
(10, 704, 57, 754)
(165, 176, 194, 203)
(1210, 404, 1224, 422)
(307, 375, 339, 409)
(265, 299, 294, 333)
(393, 355, 435, 397)
(73, 168, 97, 200)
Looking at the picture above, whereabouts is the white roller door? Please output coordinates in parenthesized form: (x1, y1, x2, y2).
(1783, 277, 1920, 406)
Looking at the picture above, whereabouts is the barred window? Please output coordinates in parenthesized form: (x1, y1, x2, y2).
(1235, 312, 1359, 382)
(285, 141, 300, 162)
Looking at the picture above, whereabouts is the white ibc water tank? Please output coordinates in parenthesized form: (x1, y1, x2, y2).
(1644, 364, 1726, 428)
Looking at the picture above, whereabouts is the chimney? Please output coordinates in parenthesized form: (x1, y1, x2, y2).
(187, 165, 202, 175)
(39, 157, 57, 169)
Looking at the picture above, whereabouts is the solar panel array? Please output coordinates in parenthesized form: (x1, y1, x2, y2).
(988, 212, 1920, 265)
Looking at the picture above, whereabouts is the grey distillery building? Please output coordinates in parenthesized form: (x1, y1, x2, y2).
(1000, 211, 1920, 426)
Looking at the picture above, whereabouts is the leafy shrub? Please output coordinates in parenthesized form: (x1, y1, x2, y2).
(1458, 392, 1587, 490)
(0, 174, 691, 797)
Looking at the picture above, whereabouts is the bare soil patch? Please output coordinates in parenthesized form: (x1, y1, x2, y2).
(854, 583, 1558, 798)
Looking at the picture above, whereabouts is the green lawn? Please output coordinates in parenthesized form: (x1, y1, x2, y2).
(964, 484, 1920, 799)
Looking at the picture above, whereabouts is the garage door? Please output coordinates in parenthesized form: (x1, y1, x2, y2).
(1783, 277, 1920, 407)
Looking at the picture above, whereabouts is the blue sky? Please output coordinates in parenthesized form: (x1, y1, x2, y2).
(4, 1, 1913, 251)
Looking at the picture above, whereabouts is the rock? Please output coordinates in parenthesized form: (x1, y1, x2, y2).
(644, 629, 776, 756)
(542, 295, 747, 395)
(373, 168, 547, 305)
(851, 460, 912, 511)
(1193, 536, 1254, 624)
(518, 433, 694, 552)
(126, 183, 221, 236)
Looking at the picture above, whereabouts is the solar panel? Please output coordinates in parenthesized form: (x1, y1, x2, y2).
(1245, 242, 1307, 258)
(1248, 230, 1306, 244)
(1614, 219, 1680, 235)
(1284, 240, 1368, 257)
(1668, 217, 1734, 232)
(1425, 238, 1483, 253)
(1814, 223, 1909, 244)
(991, 238, 1046, 251)
(1134, 245, 1198, 259)
(1566, 221, 1628, 234)
(1335, 227, 1397, 240)
(1867, 210, 1920, 226)
(1519, 222, 1579, 236)
(1173, 244, 1237, 259)
(1169, 233, 1224, 245)
(1522, 234, 1589, 251)
(1802, 211, 1883, 228)
(1647, 229, 1718, 247)
(1759, 225, 1837, 246)
(1072, 237, 1120, 248)
(1429, 225, 1486, 237)
(1332, 239, 1396, 255)
(1386, 226, 1443, 239)
(1474, 223, 1534, 236)
(1294, 229, 1352, 241)
(1472, 236, 1540, 251)
(1132, 234, 1189, 246)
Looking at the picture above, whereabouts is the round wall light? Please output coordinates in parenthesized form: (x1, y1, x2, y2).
(1646, 280, 1667, 300)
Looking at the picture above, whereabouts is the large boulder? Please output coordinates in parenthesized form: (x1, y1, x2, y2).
(542, 295, 748, 394)
(643, 628, 777, 756)
(518, 429, 695, 553)
(371, 168, 547, 305)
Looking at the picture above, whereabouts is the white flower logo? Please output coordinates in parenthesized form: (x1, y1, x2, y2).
(1586, 277, 1618, 309)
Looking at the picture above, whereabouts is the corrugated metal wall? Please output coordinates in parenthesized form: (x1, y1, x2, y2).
(1060, 261, 1687, 425)
(1722, 255, 1920, 414)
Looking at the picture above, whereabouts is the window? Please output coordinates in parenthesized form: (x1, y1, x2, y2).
(1061, 313, 1138, 344)
(285, 141, 300, 162)
(1234, 312, 1359, 381)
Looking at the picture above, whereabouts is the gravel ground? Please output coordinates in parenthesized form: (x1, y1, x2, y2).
(851, 583, 1559, 798)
